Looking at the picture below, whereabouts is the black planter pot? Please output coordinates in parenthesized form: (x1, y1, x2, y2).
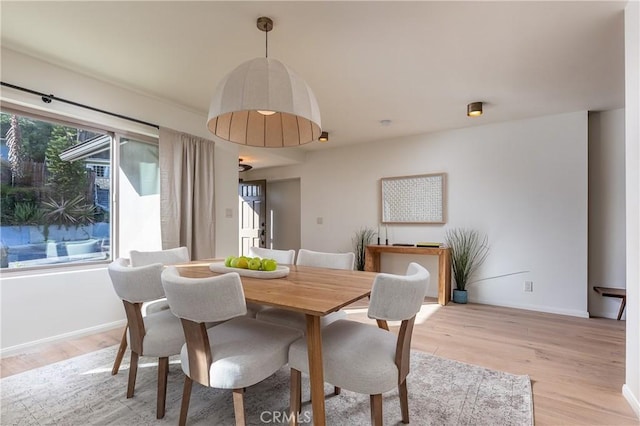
(452, 289, 468, 304)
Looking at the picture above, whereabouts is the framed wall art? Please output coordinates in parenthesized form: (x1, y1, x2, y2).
(380, 173, 446, 224)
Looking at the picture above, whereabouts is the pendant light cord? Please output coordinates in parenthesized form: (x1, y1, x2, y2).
(265, 28, 269, 58)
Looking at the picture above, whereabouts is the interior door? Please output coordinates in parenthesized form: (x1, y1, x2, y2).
(238, 180, 266, 256)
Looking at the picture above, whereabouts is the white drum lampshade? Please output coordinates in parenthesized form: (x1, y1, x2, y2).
(207, 57, 322, 147)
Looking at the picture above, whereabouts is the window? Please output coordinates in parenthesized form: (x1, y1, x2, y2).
(0, 110, 160, 269)
(117, 137, 161, 256)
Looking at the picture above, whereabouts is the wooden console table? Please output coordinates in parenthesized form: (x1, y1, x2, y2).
(364, 245, 451, 305)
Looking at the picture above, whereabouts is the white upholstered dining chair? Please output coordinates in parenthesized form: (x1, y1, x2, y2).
(161, 266, 303, 426)
(108, 257, 187, 419)
(130, 246, 190, 267)
(296, 248, 355, 270)
(255, 249, 355, 331)
(245, 247, 296, 317)
(111, 246, 190, 375)
(248, 246, 296, 264)
(288, 262, 430, 425)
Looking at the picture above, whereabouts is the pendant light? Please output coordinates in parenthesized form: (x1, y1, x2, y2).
(208, 17, 322, 147)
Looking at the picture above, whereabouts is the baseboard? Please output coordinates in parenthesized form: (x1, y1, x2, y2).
(0, 319, 126, 358)
(470, 298, 590, 318)
(623, 384, 640, 419)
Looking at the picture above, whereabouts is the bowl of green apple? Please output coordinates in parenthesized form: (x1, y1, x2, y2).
(209, 256, 289, 279)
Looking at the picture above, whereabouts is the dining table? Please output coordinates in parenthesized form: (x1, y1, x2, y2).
(174, 259, 378, 426)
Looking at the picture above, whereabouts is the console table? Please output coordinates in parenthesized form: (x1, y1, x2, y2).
(364, 245, 451, 305)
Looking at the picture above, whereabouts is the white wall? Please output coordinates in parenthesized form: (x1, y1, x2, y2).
(588, 109, 626, 319)
(624, 0, 640, 419)
(248, 112, 589, 317)
(266, 179, 301, 252)
(0, 48, 239, 353)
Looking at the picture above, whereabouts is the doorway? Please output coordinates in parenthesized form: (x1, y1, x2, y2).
(238, 178, 301, 256)
(238, 180, 266, 256)
(266, 178, 301, 252)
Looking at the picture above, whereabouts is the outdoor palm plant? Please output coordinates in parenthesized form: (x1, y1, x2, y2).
(42, 195, 96, 227)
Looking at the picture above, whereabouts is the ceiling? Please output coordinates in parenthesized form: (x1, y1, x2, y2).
(0, 1, 626, 169)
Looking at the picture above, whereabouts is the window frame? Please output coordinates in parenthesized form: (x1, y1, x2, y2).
(0, 103, 158, 274)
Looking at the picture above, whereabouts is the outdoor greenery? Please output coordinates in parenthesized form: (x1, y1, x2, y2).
(45, 125, 88, 199)
(0, 113, 52, 163)
(13, 202, 44, 225)
(0, 184, 41, 225)
(445, 228, 489, 291)
(1, 112, 99, 230)
(352, 227, 377, 271)
(42, 196, 95, 227)
(7, 114, 25, 184)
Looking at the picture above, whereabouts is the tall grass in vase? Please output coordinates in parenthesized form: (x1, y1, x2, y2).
(352, 227, 377, 271)
(445, 228, 489, 303)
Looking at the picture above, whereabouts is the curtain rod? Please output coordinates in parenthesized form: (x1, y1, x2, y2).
(1, 81, 160, 130)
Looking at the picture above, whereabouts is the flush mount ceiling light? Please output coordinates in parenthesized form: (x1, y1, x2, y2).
(467, 102, 483, 117)
(319, 131, 329, 142)
(238, 158, 253, 172)
(208, 17, 322, 147)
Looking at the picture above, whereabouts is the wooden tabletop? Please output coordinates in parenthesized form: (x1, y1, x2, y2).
(175, 260, 377, 316)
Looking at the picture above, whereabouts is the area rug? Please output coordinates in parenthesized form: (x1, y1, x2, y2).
(1, 345, 532, 425)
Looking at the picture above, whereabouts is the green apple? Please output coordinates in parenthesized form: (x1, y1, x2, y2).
(224, 256, 235, 267)
(248, 258, 261, 270)
(263, 259, 277, 272)
(230, 257, 240, 268)
(236, 257, 249, 269)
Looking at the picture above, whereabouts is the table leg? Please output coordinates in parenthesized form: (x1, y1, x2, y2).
(364, 247, 380, 272)
(438, 251, 451, 305)
(305, 314, 326, 426)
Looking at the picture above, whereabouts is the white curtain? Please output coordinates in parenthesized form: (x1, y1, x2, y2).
(159, 127, 215, 260)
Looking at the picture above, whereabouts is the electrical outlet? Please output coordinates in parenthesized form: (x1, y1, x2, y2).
(524, 281, 534, 292)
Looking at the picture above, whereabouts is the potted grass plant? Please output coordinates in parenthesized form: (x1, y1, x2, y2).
(445, 228, 489, 304)
(352, 227, 377, 271)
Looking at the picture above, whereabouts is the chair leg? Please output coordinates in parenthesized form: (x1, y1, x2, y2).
(370, 394, 383, 426)
(232, 388, 246, 426)
(334, 386, 341, 395)
(111, 326, 128, 375)
(157, 357, 169, 419)
(399, 379, 409, 424)
(179, 376, 193, 426)
(376, 319, 389, 331)
(290, 368, 302, 423)
(126, 351, 139, 398)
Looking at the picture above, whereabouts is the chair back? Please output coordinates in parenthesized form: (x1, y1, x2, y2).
(368, 262, 430, 321)
(248, 246, 296, 264)
(108, 257, 165, 303)
(161, 266, 247, 323)
(130, 246, 190, 267)
(296, 249, 355, 270)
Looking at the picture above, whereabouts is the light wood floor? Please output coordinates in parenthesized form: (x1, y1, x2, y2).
(1, 301, 637, 425)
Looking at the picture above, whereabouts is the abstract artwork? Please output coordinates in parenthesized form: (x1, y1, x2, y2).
(381, 173, 446, 224)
